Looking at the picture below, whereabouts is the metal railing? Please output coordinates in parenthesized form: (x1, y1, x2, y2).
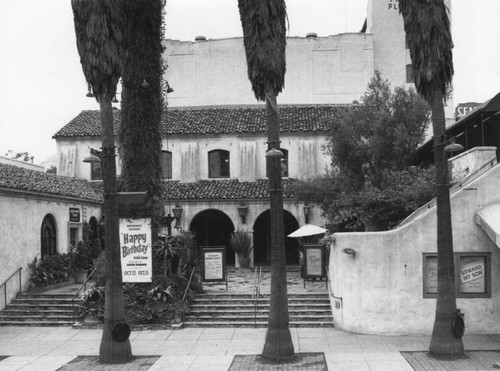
(252, 266, 262, 327)
(1, 267, 22, 309)
(71, 266, 98, 325)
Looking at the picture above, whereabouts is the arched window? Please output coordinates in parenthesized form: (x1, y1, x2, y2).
(266, 148, 288, 178)
(208, 150, 230, 178)
(41, 214, 57, 259)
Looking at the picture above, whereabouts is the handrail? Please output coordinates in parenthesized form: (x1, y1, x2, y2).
(182, 268, 196, 302)
(1, 267, 22, 308)
(71, 266, 98, 325)
(251, 267, 258, 300)
(252, 266, 262, 327)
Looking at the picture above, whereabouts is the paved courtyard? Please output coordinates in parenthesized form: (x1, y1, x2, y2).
(1, 326, 500, 370)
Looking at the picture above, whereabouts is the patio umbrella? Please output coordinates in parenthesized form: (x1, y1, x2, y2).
(287, 224, 328, 238)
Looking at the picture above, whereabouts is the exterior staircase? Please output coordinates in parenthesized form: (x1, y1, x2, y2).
(0, 292, 81, 326)
(184, 292, 334, 328)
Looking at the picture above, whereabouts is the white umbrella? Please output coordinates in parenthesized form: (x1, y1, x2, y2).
(287, 224, 328, 238)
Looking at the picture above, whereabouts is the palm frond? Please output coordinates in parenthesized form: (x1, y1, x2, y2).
(238, 0, 287, 101)
(399, 0, 453, 104)
(71, 0, 123, 98)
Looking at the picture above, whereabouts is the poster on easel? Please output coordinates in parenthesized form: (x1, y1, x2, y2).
(304, 244, 325, 279)
(201, 247, 226, 282)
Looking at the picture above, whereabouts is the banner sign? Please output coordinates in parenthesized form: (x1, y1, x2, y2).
(304, 244, 325, 279)
(202, 247, 226, 282)
(119, 218, 152, 283)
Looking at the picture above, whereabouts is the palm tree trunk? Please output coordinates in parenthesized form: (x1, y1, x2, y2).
(98, 95, 132, 363)
(429, 87, 464, 356)
(262, 91, 294, 361)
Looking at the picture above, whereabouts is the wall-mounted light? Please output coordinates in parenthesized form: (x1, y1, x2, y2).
(238, 203, 249, 224)
(342, 247, 356, 258)
(303, 204, 311, 224)
(444, 137, 464, 154)
(172, 204, 183, 229)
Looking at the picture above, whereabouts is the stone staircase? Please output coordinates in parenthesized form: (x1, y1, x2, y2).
(184, 292, 334, 327)
(0, 292, 81, 326)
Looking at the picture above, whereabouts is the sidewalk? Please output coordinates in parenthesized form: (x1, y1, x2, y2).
(1, 326, 499, 370)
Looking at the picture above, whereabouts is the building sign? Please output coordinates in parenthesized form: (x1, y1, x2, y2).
(304, 245, 325, 279)
(69, 207, 80, 223)
(455, 102, 480, 120)
(459, 256, 485, 293)
(202, 247, 226, 282)
(388, 0, 399, 10)
(119, 218, 152, 283)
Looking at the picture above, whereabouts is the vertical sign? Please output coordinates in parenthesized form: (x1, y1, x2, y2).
(119, 218, 152, 283)
(202, 247, 226, 282)
(304, 245, 325, 279)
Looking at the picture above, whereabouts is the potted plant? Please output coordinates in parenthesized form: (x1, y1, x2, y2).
(229, 230, 253, 268)
(71, 241, 91, 284)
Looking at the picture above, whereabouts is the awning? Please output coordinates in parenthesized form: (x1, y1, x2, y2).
(476, 204, 500, 248)
(287, 224, 328, 238)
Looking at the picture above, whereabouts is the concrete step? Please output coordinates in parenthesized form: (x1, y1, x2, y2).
(0, 320, 73, 327)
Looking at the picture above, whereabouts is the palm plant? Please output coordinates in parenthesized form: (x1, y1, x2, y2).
(399, 0, 464, 356)
(238, 0, 294, 361)
(229, 230, 253, 267)
(71, 0, 132, 362)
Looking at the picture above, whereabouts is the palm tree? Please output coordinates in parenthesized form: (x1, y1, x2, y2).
(72, 0, 132, 362)
(399, 0, 464, 356)
(238, 0, 294, 362)
(118, 0, 165, 236)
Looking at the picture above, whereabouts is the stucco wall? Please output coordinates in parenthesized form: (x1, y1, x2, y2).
(165, 34, 374, 107)
(57, 133, 330, 182)
(0, 192, 101, 310)
(328, 161, 500, 335)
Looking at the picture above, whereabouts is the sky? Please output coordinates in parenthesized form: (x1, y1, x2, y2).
(0, 0, 499, 165)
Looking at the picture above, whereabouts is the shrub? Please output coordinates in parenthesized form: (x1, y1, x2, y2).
(29, 253, 72, 287)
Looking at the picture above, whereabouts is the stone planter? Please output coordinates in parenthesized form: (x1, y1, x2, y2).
(238, 257, 251, 268)
(75, 270, 88, 284)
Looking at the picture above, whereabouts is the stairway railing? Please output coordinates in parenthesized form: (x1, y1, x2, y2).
(252, 266, 262, 327)
(1, 267, 22, 310)
(71, 266, 98, 325)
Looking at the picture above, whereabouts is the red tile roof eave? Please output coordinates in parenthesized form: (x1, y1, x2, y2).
(0, 187, 103, 205)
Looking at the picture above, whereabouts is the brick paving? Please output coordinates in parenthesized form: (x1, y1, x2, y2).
(402, 350, 500, 370)
(229, 353, 327, 371)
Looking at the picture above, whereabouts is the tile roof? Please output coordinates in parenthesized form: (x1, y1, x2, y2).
(53, 105, 348, 138)
(0, 163, 102, 202)
(163, 178, 296, 200)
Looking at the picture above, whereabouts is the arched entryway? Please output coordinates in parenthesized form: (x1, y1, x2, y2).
(41, 214, 57, 259)
(190, 209, 236, 265)
(253, 209, 300, 266)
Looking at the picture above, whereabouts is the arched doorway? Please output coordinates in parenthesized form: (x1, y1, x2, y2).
(253, 209, 300, 266)
(41, 214, 57, 259)
(190, 209, 236, 265)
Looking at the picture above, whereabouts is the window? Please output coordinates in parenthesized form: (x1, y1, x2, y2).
(160, 150, 172, 179)
(423, 252, 491, 298)
(69, 227, 79, 248)
(406, 63, 413, 84)
(209, 150, 230, 178)
(41, 214, 57, 259)
(266, 148, 288, 178)
(90, 162, 102, 181)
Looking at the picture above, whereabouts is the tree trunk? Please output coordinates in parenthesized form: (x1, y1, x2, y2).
(98, 95, 132, 363)
(428, 87, 464, 356)
(262, 91, 295, 362)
